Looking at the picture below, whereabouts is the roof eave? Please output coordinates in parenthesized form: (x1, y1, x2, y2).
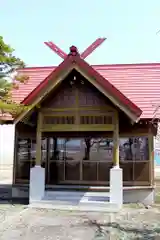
(14, 53, 143, 124)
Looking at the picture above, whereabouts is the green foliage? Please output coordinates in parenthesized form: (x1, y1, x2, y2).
(0, 36, 25, 67)
(0, 36, 28, 117)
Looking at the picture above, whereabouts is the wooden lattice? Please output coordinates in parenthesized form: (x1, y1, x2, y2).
(80, 115, 112, 124)
(43, 116, 75, 125)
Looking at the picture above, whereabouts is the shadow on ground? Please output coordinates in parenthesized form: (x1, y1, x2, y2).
(0, 184, 29, 205)
(88, 220, 160, 239)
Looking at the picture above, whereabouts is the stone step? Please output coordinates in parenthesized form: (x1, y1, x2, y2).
(44, 191, 110, 202)
(46, 185, 110, 192)
(43, 195, 110, 202)
(45, 190, 110, 197)
(29, 199, 119, 212)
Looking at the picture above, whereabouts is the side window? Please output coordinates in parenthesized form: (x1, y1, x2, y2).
(119, 136, 149, 161)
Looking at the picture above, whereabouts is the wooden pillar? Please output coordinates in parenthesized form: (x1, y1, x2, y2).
(110, 112, 122, 207)
(113, 112, 119, 167)
(27, 138, 31, 162)
(149, 132, 154, 161)
(35, 112, 42, 165)
(46, 137, 50, 184)
(13, 129, 18, 184)
(148, 129, 154, 184)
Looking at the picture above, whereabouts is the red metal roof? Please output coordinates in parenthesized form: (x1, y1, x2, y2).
(12, 62, 160, 119)
(20, 53, 141, 118)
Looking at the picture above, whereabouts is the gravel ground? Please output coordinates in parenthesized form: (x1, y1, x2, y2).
(0, 204, 25, 223)
(0, 177, 160, 239)
(0, 206, 160, 239)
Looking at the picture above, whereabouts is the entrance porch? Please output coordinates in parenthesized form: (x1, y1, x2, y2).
(13, 65, 154, 209)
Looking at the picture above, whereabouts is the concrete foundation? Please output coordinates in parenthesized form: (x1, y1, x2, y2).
(123, 188, 155, 205)
(29, 165, 45, 203)
(12, 185, 155, 205)
(12, 185, 29, 199)
(110, 166, 123, 208)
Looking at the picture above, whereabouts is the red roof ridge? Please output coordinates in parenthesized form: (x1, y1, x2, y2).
(93, 63, 160, 70)
(17, 66, 56, 71)
(17, 62, 160, 72)
(93, 62, 160, 67)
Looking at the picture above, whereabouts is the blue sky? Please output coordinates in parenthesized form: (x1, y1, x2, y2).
(1, 0, 160, 66)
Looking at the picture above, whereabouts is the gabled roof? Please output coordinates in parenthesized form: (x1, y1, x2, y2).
(12, 62, 160, 119)
(13, 46, 142, 123)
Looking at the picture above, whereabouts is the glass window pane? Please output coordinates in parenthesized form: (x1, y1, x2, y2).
(119, 136, 149, 161)
(17, 138, 31, 181)
(82, 138, 113, 161)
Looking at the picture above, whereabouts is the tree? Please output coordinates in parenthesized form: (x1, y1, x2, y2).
(83, 137, 110, 160)
(0, 36, 28, 117)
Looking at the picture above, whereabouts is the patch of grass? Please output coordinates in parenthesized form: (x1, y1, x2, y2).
(154, 179, 160, 205)
(0, 202, 26, 210)
(155, 194, 160, 204)
(123, 203, 143, 209)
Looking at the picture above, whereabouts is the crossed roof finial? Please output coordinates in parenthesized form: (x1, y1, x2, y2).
(44, 38, 106, 60)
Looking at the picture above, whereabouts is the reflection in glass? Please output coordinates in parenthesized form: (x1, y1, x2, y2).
(82, 138, 113, 161)
(50, 138, 82, 161)
(50, 138, 114, 162)
(17, 138, 48, 180)
(119, 137, 149, 161)
(16, 136, 150, 184)
(50, 137, 149, 162)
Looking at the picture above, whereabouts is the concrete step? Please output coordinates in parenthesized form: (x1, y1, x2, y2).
(29, 199, 119, 212)
(43, 195, 110, 202)
(45, 190, 110, 197)
(44, 191, 110, 202)
(46, 185, 110, 192)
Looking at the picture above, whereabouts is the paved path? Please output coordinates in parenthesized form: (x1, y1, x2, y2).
(0, 206, 160, 239)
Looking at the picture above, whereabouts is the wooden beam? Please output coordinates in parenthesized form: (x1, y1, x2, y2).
(80, 38, 106, 59)
(148, 129, 154, 185)
(35, 112, 42, 165)
(113, 112, 119, 166)
(44, 42, 67, 59)
(46, 137, 50, 184)
(41, 106, 116, 112)
(13, 129, 18, 184)
(41, 124, 114, 132)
